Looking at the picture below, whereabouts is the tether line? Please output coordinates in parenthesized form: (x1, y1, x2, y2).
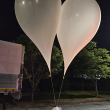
(50, 74, 57, 106)
(57, 75, 65, 106)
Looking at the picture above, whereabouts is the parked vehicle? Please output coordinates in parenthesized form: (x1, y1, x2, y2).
(0, 40, 25, 102)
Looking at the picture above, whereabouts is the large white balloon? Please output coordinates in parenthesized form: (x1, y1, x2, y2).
(57, 0, 101, 75)
(15, 0, 61, 72)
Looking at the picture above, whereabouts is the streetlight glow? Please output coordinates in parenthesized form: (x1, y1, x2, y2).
(36, 0, 38, 3)
(22, 1, 25, 5)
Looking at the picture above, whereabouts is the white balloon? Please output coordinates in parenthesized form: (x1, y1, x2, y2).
(57, 0, 101, 75)
(15, 0, 61, 72)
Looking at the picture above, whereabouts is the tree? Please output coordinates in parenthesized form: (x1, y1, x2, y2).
(71, 41, 97, 91)
(71, 41, 110, 97)
(13, 34, 63, 102)
(87, 48, 110, 97)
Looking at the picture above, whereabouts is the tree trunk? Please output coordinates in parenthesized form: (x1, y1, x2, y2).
(31, 56, 34, 102)
(82, 73, 84, 91)
(31, 92, 33, 102)
(31, 90, 34, 102)
(95, 79, 98, 98)
(89, 80, 90, 91)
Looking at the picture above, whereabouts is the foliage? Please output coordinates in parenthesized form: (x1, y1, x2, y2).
(71, 41, 110, 97)
(13, 34, 63, 101)
(71, 41, 110, 80)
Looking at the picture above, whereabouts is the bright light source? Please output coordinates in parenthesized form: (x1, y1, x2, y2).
(76, 13, 79, 17)
(22, 1, 25, 5)
(36, 0, 38, 3)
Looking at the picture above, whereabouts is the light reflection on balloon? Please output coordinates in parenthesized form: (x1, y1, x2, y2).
(36, 0, 39, 3)
(22, 1, 25, 5)
(57, 0, 101, 76)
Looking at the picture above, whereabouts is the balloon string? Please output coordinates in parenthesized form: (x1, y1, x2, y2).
(50, 75, 57, 106)
(57, 75, 65, 106)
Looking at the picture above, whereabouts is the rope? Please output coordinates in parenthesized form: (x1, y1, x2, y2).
(50, 75, 57, 106)
(50, 73, 65, 107)
(57, 75, 65, 106)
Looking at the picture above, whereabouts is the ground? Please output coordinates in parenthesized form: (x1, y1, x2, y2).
(1, 101, 110, 110)
(0, 99, 106, 110)
(0, 91, 110, 110)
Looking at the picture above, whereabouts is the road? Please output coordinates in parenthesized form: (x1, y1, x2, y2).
(6, 101, 110, 110)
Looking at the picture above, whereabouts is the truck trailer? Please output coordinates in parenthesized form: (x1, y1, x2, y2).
(0, 40, 25, 101)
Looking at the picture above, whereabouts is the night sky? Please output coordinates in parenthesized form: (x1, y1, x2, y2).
(0, 0, 110, 50)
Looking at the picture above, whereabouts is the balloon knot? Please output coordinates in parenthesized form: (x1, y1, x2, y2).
(49, 75, 51, 77)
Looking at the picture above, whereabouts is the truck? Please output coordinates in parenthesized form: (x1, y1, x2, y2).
(0, 40, 25, 102)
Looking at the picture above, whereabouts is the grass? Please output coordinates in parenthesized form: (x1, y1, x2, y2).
(18, 91, 110, 104)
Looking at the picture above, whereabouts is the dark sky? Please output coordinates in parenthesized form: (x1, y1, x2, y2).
(0, 0, 110, 50)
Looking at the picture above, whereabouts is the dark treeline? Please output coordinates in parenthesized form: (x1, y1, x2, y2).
(22, 74, 110, 92)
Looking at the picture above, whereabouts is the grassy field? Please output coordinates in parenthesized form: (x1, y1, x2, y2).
(19, 91, 110, 103)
